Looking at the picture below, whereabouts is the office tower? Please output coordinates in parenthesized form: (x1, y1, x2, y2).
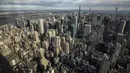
(55, 36, 61, 47)
(55, 46, 61, 57)
(78, 6, 81, 23)
(75, 16, 78, 36)
(31, 23, 34, 33)
(118, 20, 126, 34)
(38, 19, 44, 34)
(115, 7, 118, 21)
(48, 29, 53, 38)
(39, 48, 49, 70)
(114, 7, 118, 30)
(61, 36, 66, 47)
(84, 24, 91, 36)
(111, 43, 121, 66)
(63, 42, 70, 54)
(48, 29, 56, 38)
(44, 21, 49, 34)
(97, 15, 102, 25)
(61, 16, 65, 25)
(92, 15, 97, 26)
(34, 31, 40, 43)
(52, 29, 56, 38)
(55, 21, 61, 35)
(75, 16, 78, 29)
(42, 40, 49, 51)
(99, 59, 110, 73)
(72, 24, 77, 38)
(30, 20, 35, 32)
(89, 8, 92, 21)
(120, 39, 127, 56)
(40, 57, 49, 70)
(62, 15, 65, 20)
(61, 26, 64, 34)
(48, 30, 53, 44)
(26, 19, 31, 27)
(50, 29, 56, 38)
(66, 31, 71, 41)
(100, 25, 104, 36)
(52, 36, 60, 48)
(98, 24, 104, 42)
(15, 18, 20, 27)
(69, 39, 74, 49)
(48, 17, 51, 22)
(89, 31, 97, 42)
(53, 16, 56, 22)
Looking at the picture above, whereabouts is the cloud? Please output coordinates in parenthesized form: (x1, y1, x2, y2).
(0, 0, 40, 4)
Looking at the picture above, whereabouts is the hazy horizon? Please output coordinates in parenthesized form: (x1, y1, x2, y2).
(0, 0, 130, 11)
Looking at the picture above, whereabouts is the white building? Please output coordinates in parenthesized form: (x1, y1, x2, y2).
(38, 19, 44, 34)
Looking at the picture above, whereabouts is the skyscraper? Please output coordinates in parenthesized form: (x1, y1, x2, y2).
(84, 24, 91, 36)
(118, 20, 126, 34)
(78, 6, 81, 23)
(38, 19, 44, 34)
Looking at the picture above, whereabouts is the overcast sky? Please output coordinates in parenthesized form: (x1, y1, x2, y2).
(0, 0, 130, 10)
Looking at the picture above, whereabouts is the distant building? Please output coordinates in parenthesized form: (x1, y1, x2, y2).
(92, 15, 97, 26)
(84, 24, 91, 36)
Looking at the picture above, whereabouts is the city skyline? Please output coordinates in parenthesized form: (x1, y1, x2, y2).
(0, 0, 130, 11)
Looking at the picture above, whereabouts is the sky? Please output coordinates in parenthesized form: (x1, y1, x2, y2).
(0, 0, 130, 11)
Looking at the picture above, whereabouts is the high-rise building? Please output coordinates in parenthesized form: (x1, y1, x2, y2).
(44, 21, 49, 34)
(34, 31, 40, 43)
(78, 6, 81, 23)
(48, 29, 56, 38)
(84, 24, 91, 36)
(75, 16, 78, 29)
(63, 42, 70, 54)
(118, 20, 126, 34)
(97, 25, 104, 42)
(42, 40, 49, 51)
(99, 59, 110, 73)
(38, 19, 44, 34)
(61, 36, 66, 48)
(72, 24, 77, 38)
(55, 36, 61, 47)
(54, 46, 61, 57)
(92, 15, 97, 26)
(97, 15, 102, 25)
(119, 39, 127, 56)
(111, 43, 121, 66)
